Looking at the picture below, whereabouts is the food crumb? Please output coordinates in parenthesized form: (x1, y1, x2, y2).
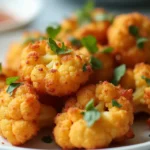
(41, 135, 53, 143)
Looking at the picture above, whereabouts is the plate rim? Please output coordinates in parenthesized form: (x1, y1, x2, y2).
(0, 141, 150, 150)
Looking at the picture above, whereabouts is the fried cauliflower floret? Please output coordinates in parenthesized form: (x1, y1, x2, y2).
(54, 82, 134, 149)
(108, 13, 150, 67)
(62, 8, 112, 47)
(5, 31, 45, 75)
(0, 83, 56, 145)
(57, 17, 77, 40)
(78, 46, 115, 83)
(20, 40, 91, 96)
(133, 63, 150, 113)
(73, 9, 111, 45)
(120, 69, 135, 90)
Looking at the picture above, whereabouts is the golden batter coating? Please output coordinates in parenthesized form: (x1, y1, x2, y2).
(54, 82, 133, 149)
(19, 40, 91, 96)
(108, 13, 150, 67)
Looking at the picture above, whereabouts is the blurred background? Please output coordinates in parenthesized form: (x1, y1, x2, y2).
(0, 0, 150, 60)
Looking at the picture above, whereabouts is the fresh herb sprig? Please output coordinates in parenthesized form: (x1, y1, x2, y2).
(76, 0, 94, 26)
(6, 76, 22, 96)
(46, 25, 61, 39)
(48, 38, 72, 55)
(129, 25, 149, 49)
(90, 56, 102, 70)
(81, 35, 98, 54)
(141, 76, 150, 86)
(81, 99, 101, 127)
(112, 99, 122, 108)
(111, 64, 126, 85)
(102, 47, 113, 54)
(82, 56, 103, 72)
(68, 37, 82, 48)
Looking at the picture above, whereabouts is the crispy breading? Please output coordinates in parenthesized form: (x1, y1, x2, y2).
(120, 69, 135, 90)
(19, 40, 91, 96)
(5, 31, 45, 75)
(108, 13, 150, 67)
(54, 82, 134, 149)
(78, 46, 115, 83)
(133, 63, 150, 113)
(0, 83, 56, 145)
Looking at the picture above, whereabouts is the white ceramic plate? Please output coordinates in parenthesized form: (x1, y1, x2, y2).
(0, 0, 42, 32)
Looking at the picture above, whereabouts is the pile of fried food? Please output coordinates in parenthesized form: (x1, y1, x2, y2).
(0, 1, 150, 149)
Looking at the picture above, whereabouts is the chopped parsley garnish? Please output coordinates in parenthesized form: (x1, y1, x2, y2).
(6, 76, 22, 95)
(141, 76, 150, 86)
(0, 63, 2, 74)
(68, 37, 82, 47)
(46, 25, 61, 39)
(81, 99, 101, 127)
(6, 83, 22, 96)
(42, 135, 53, 143)
(112, 99, 122, 108)
(128, 25, 149, 49)
(94, 13, 115, 23)
(76, 0, 94, 26)
(6, 76, 19, 85)
(82, 64, 88, 72)
(112, 64, 126, 85)
(81, 35, 98, 54)
(129, 25, 139, 37)
(48, 38, 72, 55)
(90, 56, 103, 70)
(102, 47, 113, 54)
(136, 37, 149, 49)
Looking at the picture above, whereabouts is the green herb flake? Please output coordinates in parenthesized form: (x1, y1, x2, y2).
(112, 64, 126, 85)
(68, 37, 82, 47)
(112, 99, 122, 108)
(6, 76, 22, 96)
(94, 13, 115, 23)
(141, 76, 150, 86)
(82, 99, 101, 127)
(6, 76, 19, 85)
(46, 25, 61, 39)
(42, 135, 53, 143)
(137, 37, 149, 49)
(76, 0, 94, 26)
(48, 38, 72, 55)
(0, 63, 2, 74)
(81, 35, 98, 54)
(128, 25, 149, 49)
(102, 47, 113, 54)
(90, 56, 102, 70)
(128, 25, 139, 37)
(6, 83, 22, 96)
(82, 64, 88, 72)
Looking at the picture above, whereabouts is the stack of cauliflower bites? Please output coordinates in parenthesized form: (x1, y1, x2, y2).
(1, 1, 150, 149)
